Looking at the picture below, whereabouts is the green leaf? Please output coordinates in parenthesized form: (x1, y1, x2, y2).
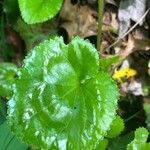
(0, 17, 15, 61)
(18, 0, 63, 24)
(96, 139, 108, 150)
(0, 63, 17, 97)
(0, 121, 28, 150)
(0, 98, 7, 124)
(99, 55, 120, 72)
(3, 0, 19, 25)
(142, 143, 150, 150)
(7, 37, 119, 150)
(107, 132, 134, 150)
(127, 127, 149, 150)
(106, 115, 124, 138)
(17, 18, 56, 50)
(143, 103, 150, 129)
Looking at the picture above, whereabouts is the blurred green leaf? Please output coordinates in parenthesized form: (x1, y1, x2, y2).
(0, 16, 15, 61)
(0, 63, 17, 97)
(106, 115, 124, 138)
(0, 121, 28, 150)
(99, 55, 120, 72)
(18, 0, 63, 24)
(17, 18, 56, 50)
(127, 127, 149, 150)
(143, 103, 150, 129)
(107, 132, 134, 150)
(97, 139, 108, 150)
(3, 0, 19, 25)
(0, 98, 7, 125)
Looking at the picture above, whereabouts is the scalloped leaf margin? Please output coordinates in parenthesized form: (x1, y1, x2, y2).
(127, 127, 150, 150)
(18, 0, 63, 24)
(7, 37, 119, 150)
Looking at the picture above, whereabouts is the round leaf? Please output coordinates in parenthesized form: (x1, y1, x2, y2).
(106, 115, 124, 138)
(7, 37, 119, 149)
(18, 0, 63, 24)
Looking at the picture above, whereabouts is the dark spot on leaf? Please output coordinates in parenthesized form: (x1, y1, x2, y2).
(74, 107, 77, 109)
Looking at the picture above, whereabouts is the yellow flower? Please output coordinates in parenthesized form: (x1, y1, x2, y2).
(112, 68, 137, 83)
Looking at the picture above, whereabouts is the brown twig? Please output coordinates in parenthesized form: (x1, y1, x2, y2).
(106, 8, 150, 51)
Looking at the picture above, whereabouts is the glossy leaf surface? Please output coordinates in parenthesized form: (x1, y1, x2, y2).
(18, 0, 63, 24)
(127, 127, 150, 150)
(8, 37, 119, 150)
(0, 63, 17, 97)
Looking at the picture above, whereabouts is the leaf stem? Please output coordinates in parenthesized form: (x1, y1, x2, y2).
(97, 0, 104, 52)
(125, 110, 142, 123)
